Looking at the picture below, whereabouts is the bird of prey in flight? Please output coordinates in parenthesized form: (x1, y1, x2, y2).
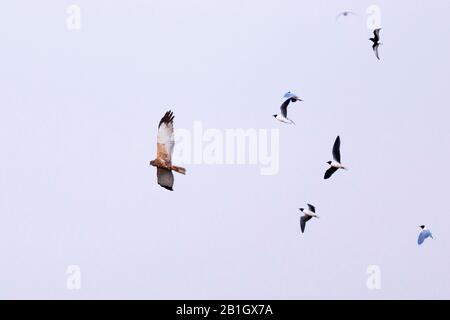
(324, 136, 346, 179)
(273, 91, 302, 125)
(369, 28, 382, 60)
(299, 204, 319, 233)
(417, 225, 433, 245)
(150, 110, 186, 191)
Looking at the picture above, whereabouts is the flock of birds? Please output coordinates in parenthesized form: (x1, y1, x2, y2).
(275, 93, 348, 234)
(148, 11, 433, 246)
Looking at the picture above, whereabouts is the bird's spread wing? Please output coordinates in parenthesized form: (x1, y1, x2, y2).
(418, 230, 432, 245)
(156, 111, 175, 165)
(324, 166, 338, 179)
(373, 28, 380, 41)
(300, 215, 313, 233)
(373, 44, 380, 60)
(332, 136, 341, 162)
(157, 167, 174, 191)
(307, 204, 315, 213)
(280, 98, 291, 118)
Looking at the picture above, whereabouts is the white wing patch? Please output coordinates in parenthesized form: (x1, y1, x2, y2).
(158, 122, 174, 158)
(156, 111, 175, 163)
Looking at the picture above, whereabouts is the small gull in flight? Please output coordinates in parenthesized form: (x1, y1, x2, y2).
(336, 11, 356, 21)
(417, 225, 433, 245)
(273, 91, 302, 125)
(324, 136, 347, 179)
(299, 204, 320, 233)
(369, 28, 382, 60)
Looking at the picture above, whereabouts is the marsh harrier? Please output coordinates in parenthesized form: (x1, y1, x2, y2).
(150, 111, 186, 191)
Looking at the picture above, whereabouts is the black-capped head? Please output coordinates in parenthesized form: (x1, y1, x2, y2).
(273, 114, 277, 118)
(326, 161, 332, 165)
(420, 225, 425, 229)
(299, 208, 304, 212)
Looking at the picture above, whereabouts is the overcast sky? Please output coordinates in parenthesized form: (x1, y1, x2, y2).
(1, 0, 449, 299)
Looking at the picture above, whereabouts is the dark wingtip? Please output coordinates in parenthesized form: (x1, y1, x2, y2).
(159, 184, 174, 191)
(158, 110, 175, 128)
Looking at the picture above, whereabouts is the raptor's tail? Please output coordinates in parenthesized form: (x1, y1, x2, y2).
(171, 165, 186, 175)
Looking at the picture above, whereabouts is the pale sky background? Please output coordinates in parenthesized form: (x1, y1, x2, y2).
(0, 0, 449, 299)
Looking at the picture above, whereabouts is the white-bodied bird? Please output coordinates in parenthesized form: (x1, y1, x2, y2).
(417, 225, 433, 245)
(299, 204, 319, 233)
(324, 136, 346, 179)
(273, 91, 302, 125)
